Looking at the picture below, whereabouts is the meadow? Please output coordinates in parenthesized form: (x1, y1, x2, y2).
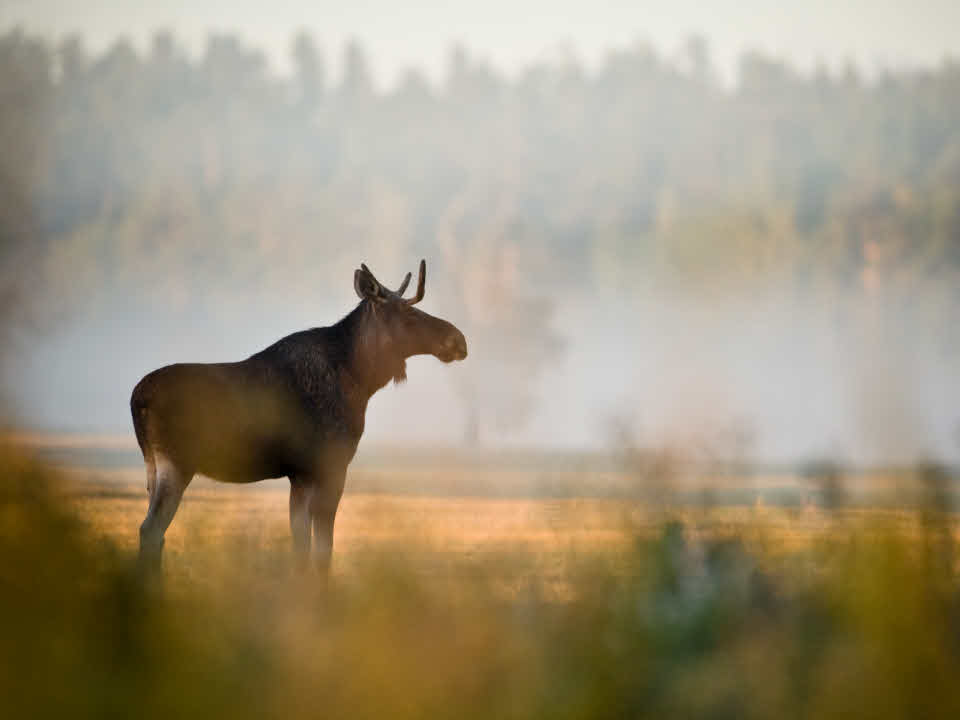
(3, 437, 960, 718)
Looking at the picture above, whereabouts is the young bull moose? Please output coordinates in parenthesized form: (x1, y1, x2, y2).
(131, 260, 467, 574)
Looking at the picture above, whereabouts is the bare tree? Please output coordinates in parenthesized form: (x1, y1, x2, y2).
(436, 187, 563, 444)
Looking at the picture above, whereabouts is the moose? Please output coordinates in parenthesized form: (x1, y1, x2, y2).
(130, 260, 467, 574)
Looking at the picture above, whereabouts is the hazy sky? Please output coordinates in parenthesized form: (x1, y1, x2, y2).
(3, 0, 958, 85)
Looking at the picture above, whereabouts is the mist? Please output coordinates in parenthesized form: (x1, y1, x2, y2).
(1, 25, 958, 467)
(12, 279, 957, 466)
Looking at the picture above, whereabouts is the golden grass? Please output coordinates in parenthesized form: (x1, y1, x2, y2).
(59, 469, 960, 586)
(6, 445, 960, 719)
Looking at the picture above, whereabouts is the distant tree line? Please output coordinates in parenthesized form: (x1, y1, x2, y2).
(1, 28, 957, 436)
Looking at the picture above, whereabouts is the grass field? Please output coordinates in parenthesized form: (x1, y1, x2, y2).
(4, 438, 960, 718)
(31, 433, 960, 597)
(62, 470, 951, 571)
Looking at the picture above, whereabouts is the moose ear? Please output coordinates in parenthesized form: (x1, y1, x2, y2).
(354, 267, 381, 301)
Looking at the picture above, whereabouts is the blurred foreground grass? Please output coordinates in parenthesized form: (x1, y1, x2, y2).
(3, 445, 960, 718)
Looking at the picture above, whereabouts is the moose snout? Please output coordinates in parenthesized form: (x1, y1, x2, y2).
(440, 330, 468, 362)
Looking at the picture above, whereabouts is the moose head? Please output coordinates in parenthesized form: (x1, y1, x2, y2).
(353, 260, 467, 384)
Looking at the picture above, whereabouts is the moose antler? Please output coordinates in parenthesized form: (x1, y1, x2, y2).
(360, 261, 425, 302)
(406, 259, 426, 305)
(360, 263, 383, 289)
(396, 272, 412, 296)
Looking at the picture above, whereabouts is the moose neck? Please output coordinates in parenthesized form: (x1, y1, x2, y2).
(338, 302, 407, 398)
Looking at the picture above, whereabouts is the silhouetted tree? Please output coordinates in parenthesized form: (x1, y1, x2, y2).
(341, 38, 372, 98)
(292, 30, 324, 111)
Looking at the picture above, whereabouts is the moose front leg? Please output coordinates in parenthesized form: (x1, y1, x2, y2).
(308, 464, 346, 578)
(290, 468, 344, 577)
(289, 480, 312, 571)
(311, 503, 338, 577)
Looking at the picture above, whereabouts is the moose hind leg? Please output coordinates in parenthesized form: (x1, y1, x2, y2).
(145, 455, 157, 497)
(138, 453, 191, 574)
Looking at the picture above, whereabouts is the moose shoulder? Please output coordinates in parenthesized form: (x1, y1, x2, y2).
(131, 260, 467, 575)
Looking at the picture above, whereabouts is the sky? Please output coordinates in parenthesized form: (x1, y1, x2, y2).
(2, 0, 959, 86)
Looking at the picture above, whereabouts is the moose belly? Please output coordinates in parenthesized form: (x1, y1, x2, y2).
(194, 435, 310, 483)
